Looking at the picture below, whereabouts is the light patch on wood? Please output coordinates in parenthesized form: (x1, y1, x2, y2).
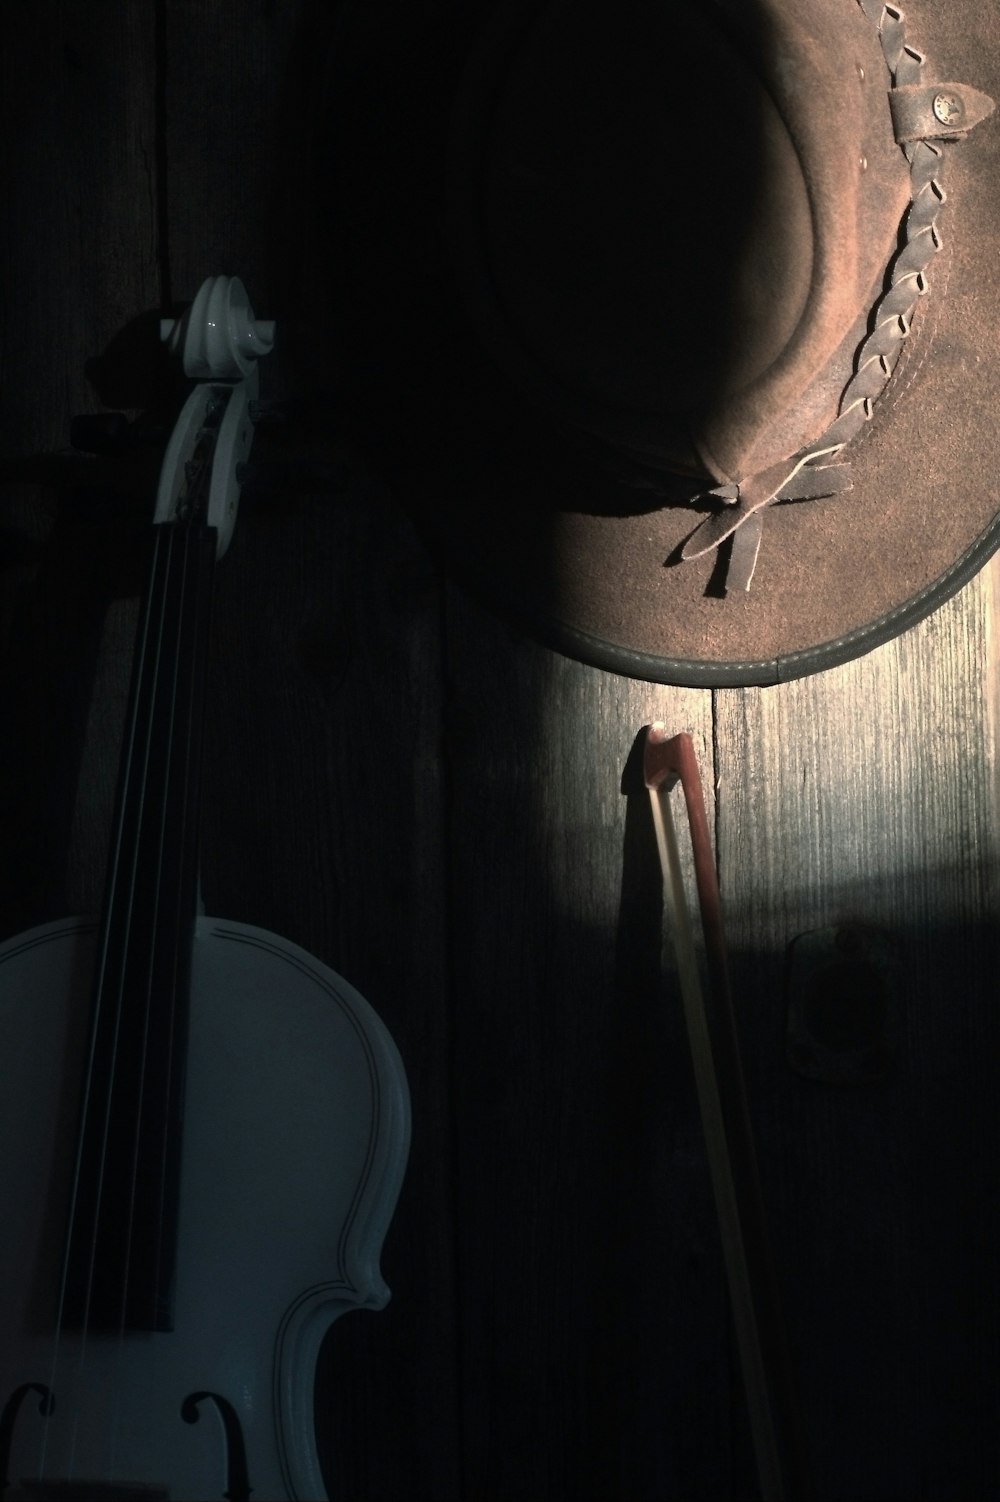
(714, 573, 1000, 945)
(983, 552, 1000, 846)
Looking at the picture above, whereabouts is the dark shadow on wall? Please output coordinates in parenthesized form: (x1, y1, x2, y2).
(269, 1, 794, 1498)
(295, 0, 786, 639)
(723, 906, 1000, 1502)
(615, 741, 1000, 1502)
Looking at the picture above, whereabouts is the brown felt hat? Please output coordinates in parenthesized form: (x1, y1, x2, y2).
(325, 0, 998, 684)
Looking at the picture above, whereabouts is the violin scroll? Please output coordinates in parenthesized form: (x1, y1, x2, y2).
(160, 275, 274, 381)
(154, 276, 275, 556)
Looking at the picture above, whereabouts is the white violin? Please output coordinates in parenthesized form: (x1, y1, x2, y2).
(0, 277, 410, 1501)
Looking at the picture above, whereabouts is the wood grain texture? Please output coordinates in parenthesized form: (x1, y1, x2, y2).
(0, 0, 159, 935)
(714, 571, 1000, 1501)
(161, 0, 339, 409)
(441, 587, 726, 1499)
(204, 474, 463, 1502)
(0, 0, 159, 456)
(984, 551, 1000, 840)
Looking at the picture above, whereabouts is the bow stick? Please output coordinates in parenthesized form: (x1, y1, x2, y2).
(643, 726, 811, 1502)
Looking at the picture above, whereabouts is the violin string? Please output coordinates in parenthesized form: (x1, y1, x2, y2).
(41, 524, 171, 1485)
(110, 521, 195, 1478)
(39, 523, 162, 1477)
(75, 521, 176, 1483)
(146, 526, 208, 1330)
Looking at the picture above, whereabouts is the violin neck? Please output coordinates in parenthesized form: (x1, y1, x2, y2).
(63, 519, 217, 1332)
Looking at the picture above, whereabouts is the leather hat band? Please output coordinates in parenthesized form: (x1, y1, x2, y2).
(683, 1, 994, 594)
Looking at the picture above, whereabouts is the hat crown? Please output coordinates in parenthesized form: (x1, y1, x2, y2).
(330, 0, 999, 680)
(454, 0, 911, 482)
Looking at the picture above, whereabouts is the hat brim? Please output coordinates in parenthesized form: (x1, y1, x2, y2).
(325, 0, 1000, 686)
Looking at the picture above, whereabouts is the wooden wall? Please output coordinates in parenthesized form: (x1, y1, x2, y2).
(1, 3, 998, 1498)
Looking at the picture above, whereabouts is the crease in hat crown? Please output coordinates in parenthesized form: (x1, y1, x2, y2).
(682, 0, 994, 591)
(447, 0, 994, 595)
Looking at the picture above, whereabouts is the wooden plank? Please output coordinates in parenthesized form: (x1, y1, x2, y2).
(0, 0, 159, 932)
(161, 6, 461, 1497)
(443, 585, 728, 1499)
(158, 0, 337, 405)
(202, 466, 460, 1501)
(985, 552, 1000, 838)
(714, 569, 1000, 1501)
(0, 0, 159, 456)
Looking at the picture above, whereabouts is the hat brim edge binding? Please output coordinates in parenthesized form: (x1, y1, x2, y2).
(421, 505, 1000, 687)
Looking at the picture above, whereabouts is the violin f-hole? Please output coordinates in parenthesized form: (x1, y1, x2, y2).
(181, 1391, 252, 1502)
(0, 1383, 55, 1496)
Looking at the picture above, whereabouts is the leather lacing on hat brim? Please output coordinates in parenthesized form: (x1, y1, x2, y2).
(681, 0, 992, 594)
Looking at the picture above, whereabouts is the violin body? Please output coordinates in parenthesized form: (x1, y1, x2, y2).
(0, 278, 410, 1499)
(0, 913, 409, 1501)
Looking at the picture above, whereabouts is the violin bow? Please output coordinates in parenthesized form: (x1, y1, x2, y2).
(643, 726, 811, 1502)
